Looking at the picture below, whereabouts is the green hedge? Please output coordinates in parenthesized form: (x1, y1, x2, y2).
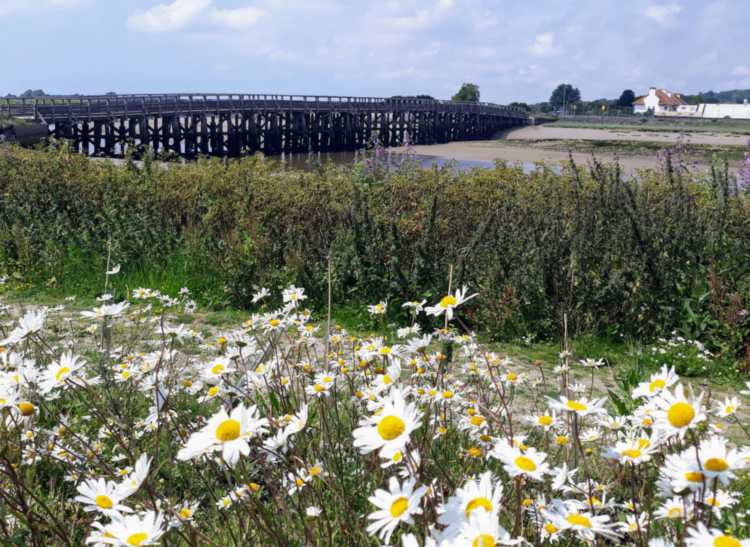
(1, 144, 749, 356)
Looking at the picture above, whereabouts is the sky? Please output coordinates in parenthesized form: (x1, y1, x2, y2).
(1, 0, 749, 104)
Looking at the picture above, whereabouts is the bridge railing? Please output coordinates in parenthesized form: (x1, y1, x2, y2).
(0, 94, 528, 123)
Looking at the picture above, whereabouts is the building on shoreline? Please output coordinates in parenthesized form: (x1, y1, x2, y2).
(634, 87, 750, 119)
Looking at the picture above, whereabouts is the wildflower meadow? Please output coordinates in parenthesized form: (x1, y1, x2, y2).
(1, 139, 750, 547)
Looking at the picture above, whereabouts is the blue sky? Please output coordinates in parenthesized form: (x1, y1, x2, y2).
(1, 0, 748, 104)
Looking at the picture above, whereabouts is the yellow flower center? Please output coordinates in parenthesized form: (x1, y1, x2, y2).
(545, 524, 558, 534)
(390, 497, 409, 518)
(480, 434, 492, 442)
(212, 365, 225, 374)
(667, 402, 695, 428)
(507, 373, 517, 381)
(207, 387, 219, 397)
(309, 467, 322, 476)
(440, 296, 458, 308)
(566, 514, 592, 528)
(714, 537, 741, 547)
(621, 449, 642, 459)
(538, 416, 553, 426)
(182, 381, 192, 387)
(566, 401, 587, 412)
(383, 374, 393, 385)
(468, 448, 482, 457)
(705, 458, 729, 472)
(314, 385, 326, 392)
(296, 478, 305, 487)
(217, 337, 228, 345)
(56, 367, 70, 381)
(473, 535, 495, 547)
(470, 416, 485, 426)
(443, 391, 454, 399)
(269, 320, 279, 327)
(95, 495, 113, 509)
(522, 498, 533, 506)
(179, 509, 191, 519)
(216, 420, 241, 442)
(515, 456, 537, 471)
(649, 379, 666, 392)
(685, 472, 704, 482)
(377, 416, 406, 441)
(127, 532, 149, 546)
(18, 403, 35, 416)
(122, 372, 130, 379)
(725, 406, 735, 414)
(668, 508, 681, 517)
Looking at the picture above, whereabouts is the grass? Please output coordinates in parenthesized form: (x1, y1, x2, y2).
(502, 138, 749, 162)
(550, 120, 750, 135)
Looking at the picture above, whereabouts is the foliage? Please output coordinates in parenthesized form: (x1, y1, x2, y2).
(2, 144, 750, 360)
(549, 84, 581, 109)
(389, 95, 435, 100)
(508, 102, 531, 111)
(451, 84, 480, 103)
(618, 89, 636, 107)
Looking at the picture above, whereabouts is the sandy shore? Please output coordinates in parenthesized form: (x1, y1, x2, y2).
(391, 125, 746, 172)
(503, 125, 750, 146)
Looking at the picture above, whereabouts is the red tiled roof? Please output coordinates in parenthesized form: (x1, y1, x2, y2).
(633, 90, 688, 106)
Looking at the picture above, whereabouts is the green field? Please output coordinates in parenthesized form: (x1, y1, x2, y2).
(550, 120, 750, 135)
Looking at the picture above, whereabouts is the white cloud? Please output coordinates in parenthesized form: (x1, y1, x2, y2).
(127, 0, 264, 33)
(529, 33, 560, 57)
(643, 3, 682, 24)
(436, 0, 454, 9)
(731, 65, 750, 76)
(208, 6, 264, 29)
(127, 0, 210, 33)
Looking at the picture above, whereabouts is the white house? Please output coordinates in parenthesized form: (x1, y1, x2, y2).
(697, 102, 750, 120)
(633, 88, 688, 113)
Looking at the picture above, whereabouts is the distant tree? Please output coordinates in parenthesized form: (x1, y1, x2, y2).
(549, 84, 581, 109)
(451, 84, 480, 103)
(704, 97, 719, 104)
(390, 95, 435, 100)
(618, 89, 636, 107)
(20, 89, 47, 98)
(692, 93, 705, 105)
(106, 91, 117, 96)
(509, 102, 531, 111)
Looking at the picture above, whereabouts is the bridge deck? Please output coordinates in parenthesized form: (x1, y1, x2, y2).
(0, 94, 528, 158)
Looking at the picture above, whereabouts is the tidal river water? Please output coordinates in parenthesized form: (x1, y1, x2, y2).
(265, 151, 539, 173)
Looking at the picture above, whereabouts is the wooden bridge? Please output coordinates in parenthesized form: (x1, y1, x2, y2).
(1, 94, 528, 158)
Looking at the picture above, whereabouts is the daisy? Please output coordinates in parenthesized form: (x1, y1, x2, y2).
(282, 285, 307, 304)
(402, 300, 427, 313)
(602, 438, 657, 465)
(353, 387, 422, 457)
(74, 477, 133, 517)
(579, 358, 604, 369)
(547, 395, 608, 417)
(526, 411, 560, 431)
(491, 443, 550, 481)
(177, 405, 269, 465)
(453, 507, 522, 547)
(690, 436, 747, 486)
(685, 522, 750, 547)
(252, 287, 270, 303)
(425, 285, 478, 321)
(0, 310, 45, 346)
(651, 384, 706, 438)
(714, 396, 740, 417)
(438, 471, 504, 540)
(542, 499, 620, 541)
(366, 476, 427, 543)
(632, 364, 679, 399)
(99, 510, 165, 547)
(654, 496, 694, 520)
